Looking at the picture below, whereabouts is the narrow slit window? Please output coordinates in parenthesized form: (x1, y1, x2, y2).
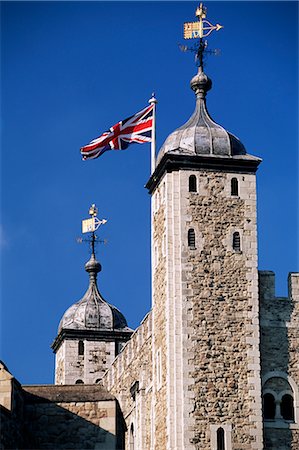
(231, 178, 238, 196)
(130, 423, 134, 450)
(189, 175, 197, 192)
(217, 427, 225, 450)
(232, 232, 241, 252)
(281, 394, 294, 421)
(188, 229, 196, 248)
(263, 393, 276, 419)
(78, 340, 84, 356)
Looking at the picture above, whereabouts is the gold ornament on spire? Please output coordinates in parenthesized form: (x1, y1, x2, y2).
(184, 3, 223, 40)
(82, 204, 107, 234)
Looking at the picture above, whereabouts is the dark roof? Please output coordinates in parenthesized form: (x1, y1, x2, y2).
(22, 384, 115, 403)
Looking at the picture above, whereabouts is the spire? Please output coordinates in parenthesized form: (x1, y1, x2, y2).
(153, 4, 254, 166)
(85, 252, 101, 284)
(80, 203, 106, 284)
(190, 65, 212, 99)
(56, 205, 131, 333)
(185, 3, 222, 100)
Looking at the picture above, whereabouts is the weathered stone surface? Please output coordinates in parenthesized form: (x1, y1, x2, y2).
(102, 312, 153, 450)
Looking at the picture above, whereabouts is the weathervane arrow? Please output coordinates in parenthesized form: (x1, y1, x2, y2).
(184, 3, 223, 40)
(79, 204, 108, 255)
(182, 3, 223, 69)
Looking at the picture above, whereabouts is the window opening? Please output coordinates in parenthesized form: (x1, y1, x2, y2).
(189, 175, 197, 192)
(188, 229, 196, 248)
(75, 379, 84, 384)
(78, 340, 84, 356)
(216, 427, 225, 450)
(281, 394, 294, 421)
(231, 178, 238, 196)
(156, 349, 162, 390)
(232, 232, 241, 252)
(263, 393, 276, 419)
(130, 423, 134, 450)
(95, 379, 101, 384)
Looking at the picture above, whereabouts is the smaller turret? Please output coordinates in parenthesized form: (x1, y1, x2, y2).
(52, 205, 132, 385)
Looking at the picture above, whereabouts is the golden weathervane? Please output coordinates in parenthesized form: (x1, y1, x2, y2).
(184, 3, 223, 40)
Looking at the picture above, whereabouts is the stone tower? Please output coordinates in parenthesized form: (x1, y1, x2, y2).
(52, 251, 132, 385)
(146, 64, 264, 448)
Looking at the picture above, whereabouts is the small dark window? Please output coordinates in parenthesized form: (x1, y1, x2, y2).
(130, 423, 134, 450)
(189, 175, 197, 192)
(78, 340, 84, 356)
(95, 379, 101, 384)
(281, 394, 294, 421)
(231, 178, 238, 196)
(188, 229, 196, 248)
(217, 427, 225, 450)
(233, 232, 241, 252)
(75, 379, 84, 384)
(263, 393, 276, 419)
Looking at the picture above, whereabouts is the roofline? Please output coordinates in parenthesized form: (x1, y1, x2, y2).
(51, 328, 133, 353)
(146, 152, 262, 193)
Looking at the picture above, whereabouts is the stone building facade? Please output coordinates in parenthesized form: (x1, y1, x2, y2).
(1, 16, 298, 450)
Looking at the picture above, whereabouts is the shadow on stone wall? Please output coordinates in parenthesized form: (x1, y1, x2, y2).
(22, 396, 119, 450)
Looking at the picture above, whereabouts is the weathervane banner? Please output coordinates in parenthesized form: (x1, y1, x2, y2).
(80, 104, 154, 160)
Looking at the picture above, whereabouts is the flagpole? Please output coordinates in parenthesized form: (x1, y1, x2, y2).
(149, 93, 157, 175)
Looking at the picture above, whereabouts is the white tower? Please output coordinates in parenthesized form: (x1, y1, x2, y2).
(146, 32, 264, 450)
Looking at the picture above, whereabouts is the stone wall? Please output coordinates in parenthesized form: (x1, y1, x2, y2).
(259, 271, 299, 450)
(103, 312, 153, 450)
(21, 384, 121, 449)
(55, 339, 116, 385)
(151, 168, 263, 450)
(152, 178, 168, 449)
(185, 170, 263, 449)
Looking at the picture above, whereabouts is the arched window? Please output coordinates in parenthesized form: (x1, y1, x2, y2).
(232, 232, 241, 252)
(75, 379, 84, 384)
(231, 178, 238, 196)
(281, 394, 294, 421)
(130, 423, 134, 450)
(263, 393, 276, 419)
(189, 175, 197, 192)
(263, 375, 297, 424)
(217, 427, 225, 450)
(188, 229, 196, 248)
(78, 340, 84, 356)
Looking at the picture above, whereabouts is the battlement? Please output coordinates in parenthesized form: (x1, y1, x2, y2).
(103, 311, 152, 392)
(259, 271, 299, 302)
(259, 271, 299, 325)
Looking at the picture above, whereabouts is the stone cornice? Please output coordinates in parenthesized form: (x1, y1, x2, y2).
(146, 153, 261, 193)
(51, 328, 133, 353)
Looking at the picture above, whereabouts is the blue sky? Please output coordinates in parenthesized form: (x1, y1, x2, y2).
(1, 1, 298, 384)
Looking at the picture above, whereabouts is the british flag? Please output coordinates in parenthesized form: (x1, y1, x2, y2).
(80, 104, 154, 160)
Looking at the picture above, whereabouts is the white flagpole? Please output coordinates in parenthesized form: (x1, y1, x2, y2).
(149, 93, 157, 175)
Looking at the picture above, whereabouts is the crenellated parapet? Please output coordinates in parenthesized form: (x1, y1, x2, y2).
(259, 271, 299, 325)
(289, 272, 299, 303)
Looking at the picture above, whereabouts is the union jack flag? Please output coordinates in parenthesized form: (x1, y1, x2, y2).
(80, 104, 154, 160)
